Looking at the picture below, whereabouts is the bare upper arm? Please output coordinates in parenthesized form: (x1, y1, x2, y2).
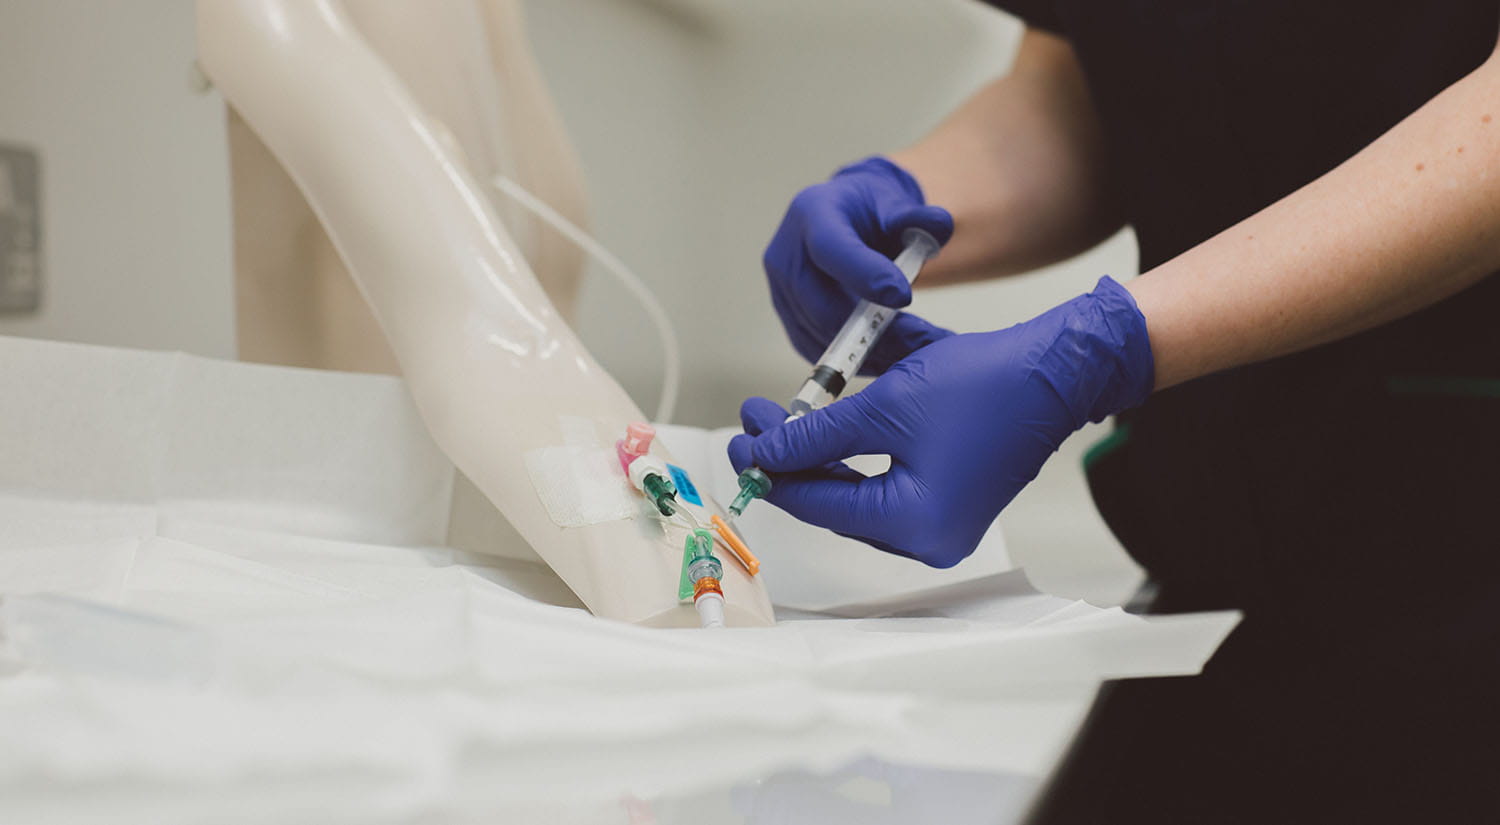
(1009, 26, 1080, 82)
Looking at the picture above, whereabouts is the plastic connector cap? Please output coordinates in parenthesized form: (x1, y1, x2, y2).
(642, 474, 677, 516)
(728, 467, 772, 517)
(616, 421, 657, 474)
(678, 530, 721, 600)
(623, 421, 654, 455)
(627, 455, 677, 516)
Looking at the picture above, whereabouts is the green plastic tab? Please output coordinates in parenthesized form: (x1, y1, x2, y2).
(677, 530, 718, 601)
(678, 534, 696, 601)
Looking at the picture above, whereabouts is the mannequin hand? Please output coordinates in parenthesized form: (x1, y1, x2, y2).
(729, 277, 1154, 568)
(764, 156, 955, 374)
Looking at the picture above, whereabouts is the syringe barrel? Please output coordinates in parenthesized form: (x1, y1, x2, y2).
(816, 297, 899, 385)
(892, 227, 941, 282)
(793, 227, 940, 414)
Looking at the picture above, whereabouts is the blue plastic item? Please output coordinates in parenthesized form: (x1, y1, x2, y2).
(666, 463, 702, 507)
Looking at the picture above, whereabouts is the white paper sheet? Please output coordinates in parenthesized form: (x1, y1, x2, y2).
(0, 336, 1239, 824)
(0, 335, 454, 549)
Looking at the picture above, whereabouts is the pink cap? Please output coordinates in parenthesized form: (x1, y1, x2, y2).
(622, 421, 655, 456)
(616, 422, 657, 474)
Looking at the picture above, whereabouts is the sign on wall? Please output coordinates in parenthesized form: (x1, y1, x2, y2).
(0, 144, 41, 314)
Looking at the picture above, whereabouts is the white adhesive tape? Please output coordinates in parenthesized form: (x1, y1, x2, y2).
(524, 444, 639, 528)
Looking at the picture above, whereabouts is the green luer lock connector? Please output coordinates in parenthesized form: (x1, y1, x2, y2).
(642, 473, 678, 517)
(677, 529, 720, 601)
(728, 466, 772, 518)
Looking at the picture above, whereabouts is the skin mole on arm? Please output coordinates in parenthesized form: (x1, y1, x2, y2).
(1416, 163, 1425, 172)
(1484, 114, 1492, 123)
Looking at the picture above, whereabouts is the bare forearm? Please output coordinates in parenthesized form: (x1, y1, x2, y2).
(891, 29, 1120, 286)
(1130, 51, 1500, 390)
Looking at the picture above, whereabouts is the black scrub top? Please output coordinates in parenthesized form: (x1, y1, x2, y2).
(974, 3, 1500, 821)
(978, 0, 1499, 616)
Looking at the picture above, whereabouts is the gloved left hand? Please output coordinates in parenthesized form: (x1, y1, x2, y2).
(728, 277, 1155, 568)
(763, 156, 955, 375)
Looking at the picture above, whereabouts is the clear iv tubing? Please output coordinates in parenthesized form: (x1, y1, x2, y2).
(490, 175, 681, 424)
(787, 227, 941, 417)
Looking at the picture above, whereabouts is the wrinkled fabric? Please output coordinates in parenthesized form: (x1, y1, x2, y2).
(0, 333, 1236, 824)
(0, 531, 1235, 825)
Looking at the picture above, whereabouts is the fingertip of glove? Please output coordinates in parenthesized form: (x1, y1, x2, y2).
(923, 547, 969, 570)
(738, 396, 789, 435)
(747, 409, 832, 472)
(872, 274, 912, 308)
(747, 435, 782, 472)
(890, 312, 953, 345)
(726, 433, 755, 474)
(833, 155, 904, 183)
(911, 206, 955, 246)
(748, 426, 798, 472)
(889, 205, 955, 248)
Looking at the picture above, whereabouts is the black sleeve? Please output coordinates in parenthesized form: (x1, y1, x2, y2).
(976, 0, 1063, 34)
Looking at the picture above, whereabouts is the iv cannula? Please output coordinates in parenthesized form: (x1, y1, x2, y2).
(728, 227, 942, 519)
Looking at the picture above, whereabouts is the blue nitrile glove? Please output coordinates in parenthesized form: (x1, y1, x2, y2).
(764, 156, 956, 375)
(729, 277, 1154, 568)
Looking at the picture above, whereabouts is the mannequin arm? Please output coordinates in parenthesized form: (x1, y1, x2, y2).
(198, 0, 772, 626)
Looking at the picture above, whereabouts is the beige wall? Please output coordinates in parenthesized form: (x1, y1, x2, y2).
(0, 0, 235, 357)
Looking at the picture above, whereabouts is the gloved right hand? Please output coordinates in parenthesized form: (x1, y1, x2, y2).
(763, 156, 955, 375)
(730, 277, 1155, 568)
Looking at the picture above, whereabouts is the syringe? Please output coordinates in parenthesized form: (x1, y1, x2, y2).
(786, 227, 942, 418)
(728, 226, 942, 519)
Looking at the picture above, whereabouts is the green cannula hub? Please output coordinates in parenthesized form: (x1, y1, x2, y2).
(728, 467, 772, 517)
(642, 473, 678, 517)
